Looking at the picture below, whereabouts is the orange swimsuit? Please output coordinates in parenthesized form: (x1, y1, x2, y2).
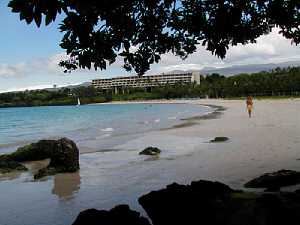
(246, 99, 253, 111)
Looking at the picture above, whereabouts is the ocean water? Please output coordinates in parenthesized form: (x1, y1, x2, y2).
(0, 103, 211, 154)
(0, 103, 214, 225)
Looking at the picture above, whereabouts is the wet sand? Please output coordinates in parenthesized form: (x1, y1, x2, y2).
(110, 98, 300, 189)
(1, 99, 300, 225)
(162, 99, 300, 187)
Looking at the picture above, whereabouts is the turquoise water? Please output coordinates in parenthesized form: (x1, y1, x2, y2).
(0, 103, 211, 153)
(0, 103, 213, 225)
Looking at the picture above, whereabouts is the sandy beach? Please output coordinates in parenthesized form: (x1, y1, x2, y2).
(1, 98, 300, 225)
(161, 98, 300, 188)
(102, 98, 300, 189)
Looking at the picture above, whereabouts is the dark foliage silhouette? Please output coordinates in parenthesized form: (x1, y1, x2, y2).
(8, 0, 300, 75)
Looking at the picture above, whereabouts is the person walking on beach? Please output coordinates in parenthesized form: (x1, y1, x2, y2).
(246, 96, 253, 118)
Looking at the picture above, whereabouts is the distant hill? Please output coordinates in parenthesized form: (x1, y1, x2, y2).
(64, 82, 92, 89)
(45, 82, 92, 91)
(167, 60, 300, 76)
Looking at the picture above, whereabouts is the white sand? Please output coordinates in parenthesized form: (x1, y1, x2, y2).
(113, 98, 300, 189)
(174, 99, 300, 187)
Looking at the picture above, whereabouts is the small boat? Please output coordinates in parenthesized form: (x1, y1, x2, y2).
(77, 98, 81, 106)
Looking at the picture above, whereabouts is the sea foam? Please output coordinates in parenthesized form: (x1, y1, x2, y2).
(101, 127, 114, 132)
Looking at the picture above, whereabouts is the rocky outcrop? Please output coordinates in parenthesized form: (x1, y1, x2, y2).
(0, 138, 79, 179)
(71, 179, 300, 225)
(139, 147, 161, 156)
(139, 180, 300, 225)
(8, 140, 58, 162)
(72, 205, 150, 225)
(34, 138, 79, 179)
(210, 136, 229, 142)
(47, 138, 79, 172)
(139, 180, 237, 225)
(0, 156, 27, 173)
(244, 170, 300, 190)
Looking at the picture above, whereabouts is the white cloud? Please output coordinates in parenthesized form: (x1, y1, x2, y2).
(150, 28, 300, 73)
(0, 52, 94, 79)
(39, 52, 68, 74)
(1, 28, 299, 80)
(2, 84, 55, 93)
(0, 62, 28, 78)
(0, 53, 68, 78)
(0, 82, 85, 93)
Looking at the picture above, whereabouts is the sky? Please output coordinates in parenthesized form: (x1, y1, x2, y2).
(1, 1, 300, 93)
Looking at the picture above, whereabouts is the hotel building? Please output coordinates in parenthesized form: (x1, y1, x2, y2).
(92, 72, 201, 92)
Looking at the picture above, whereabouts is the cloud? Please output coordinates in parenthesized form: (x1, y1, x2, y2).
(1, 29, 299, 79)
(0, 53, 68, 78)
(150, 28, 300, 73)
(0, 52, 94, 79)
(0, 82, 85, 93)
(0, 62, 28, 78)
(2, 84, 55, 93)
(36, 52, 68, 74)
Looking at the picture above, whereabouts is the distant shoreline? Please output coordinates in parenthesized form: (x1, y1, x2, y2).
(1, 95, 300, 109)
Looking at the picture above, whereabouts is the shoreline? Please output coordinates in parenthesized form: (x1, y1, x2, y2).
(1, 95, 300, 109)
(0, 100, 216, 155)
(161, 104, 225, 131)
(90, 99, 223, 132)
(1, 99, 300, 225)
(3, 98, 300, 170)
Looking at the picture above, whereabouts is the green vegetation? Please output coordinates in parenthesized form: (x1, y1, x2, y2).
(0, 158, 27, 173)
(113, 67, 300, 100)
(1, 67, 300, 108)
(0, 86, 112, 108)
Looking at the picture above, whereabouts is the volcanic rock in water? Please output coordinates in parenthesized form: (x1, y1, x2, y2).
(8, 140, 58, 162)
(34, 138, 80, 179)
(47, 138, 80, 172)
(139, 147, 161, 156)
(0, 157, 27, 173)
(71, 179, 300, 225)
(244, 170, 300, 189)
(210, 136, 229, 142)
(139, 180, 235, 225)
(0, 138, 79, 179)
(138, 180, 300, 225)
(72, 205, 150, 225)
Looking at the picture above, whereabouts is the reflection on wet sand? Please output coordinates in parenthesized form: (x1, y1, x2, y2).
(25, 159, 50, 175)
(52, 172, 81, 200)
(0, 159, 50, 182)
(0, 170, 23, 181)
